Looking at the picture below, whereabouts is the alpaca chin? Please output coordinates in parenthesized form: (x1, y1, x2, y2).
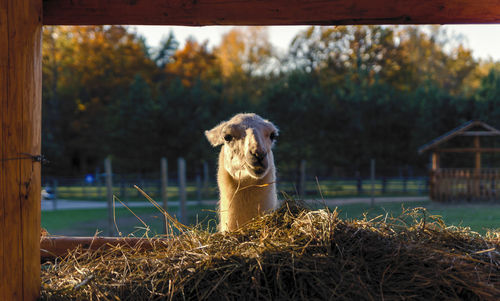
(246, 165, 270, 179)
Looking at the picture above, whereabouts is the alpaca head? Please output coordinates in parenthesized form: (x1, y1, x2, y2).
(205, 113, 278, 180)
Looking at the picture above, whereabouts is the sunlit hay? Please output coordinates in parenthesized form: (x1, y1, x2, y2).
(41, 200, 500, 301)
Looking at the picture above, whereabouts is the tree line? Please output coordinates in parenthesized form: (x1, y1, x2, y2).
(41, 25, 500, 178)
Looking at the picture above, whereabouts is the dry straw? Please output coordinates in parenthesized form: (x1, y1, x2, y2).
(41, 200, 499, 300)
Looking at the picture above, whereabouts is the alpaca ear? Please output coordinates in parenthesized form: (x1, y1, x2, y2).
(266, 121, 279, 136)
(205, 122, 225, 147)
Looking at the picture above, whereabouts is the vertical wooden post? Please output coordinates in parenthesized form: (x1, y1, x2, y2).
(356, 171, 363, 195)
(178, 158, 186, 224)
(0, 1, 42, 299)
(160, 157, 168, 233)
(370, 159, 375, 207)
(474, 136, 481, 200)
(196, 172, 202, 204)
(299, 160, 306, 199)
(431, 152, 439, 171)
(430, 152, 439, 201)
(474, 136, 481, 173)
(104, 157, 114, 236)
(52, 179, 58, 211)
(96, 168, 102, 198)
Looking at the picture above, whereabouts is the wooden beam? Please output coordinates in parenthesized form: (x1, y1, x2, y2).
(475, 136, 481, 173)
(460, 131, 500, 136)
(431, 152, 439, 170)
(0, 0, 42, 300)
(435, 148, 500, 153)
(43, 0, 500, 26)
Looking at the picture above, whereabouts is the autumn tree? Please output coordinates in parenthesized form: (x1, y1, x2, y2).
(395, 26, 477, 94)
(41, 25, 496, 178)
(165, 38, 221, 87)
(216, 27, 274, 78)
(42, 26, 156, 174)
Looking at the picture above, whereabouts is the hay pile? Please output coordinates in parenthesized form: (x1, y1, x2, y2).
(41, 201, 500, 300)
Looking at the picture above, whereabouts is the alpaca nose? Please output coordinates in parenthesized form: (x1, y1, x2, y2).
(251, 151, 267, 164)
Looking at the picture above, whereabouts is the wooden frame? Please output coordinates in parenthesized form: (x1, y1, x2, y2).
(1, 1, 42, 300)
(2, 0, 500, 299)
(42, 0, 500, 26)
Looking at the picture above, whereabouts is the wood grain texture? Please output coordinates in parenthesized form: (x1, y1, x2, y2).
(42, 0, 500, 26)
(0, 1, 42, 300)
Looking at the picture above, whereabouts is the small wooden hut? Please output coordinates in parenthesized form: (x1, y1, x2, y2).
(419, 120, 500, 202)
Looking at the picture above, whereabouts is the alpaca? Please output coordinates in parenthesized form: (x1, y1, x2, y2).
(205, 113, 279, 231)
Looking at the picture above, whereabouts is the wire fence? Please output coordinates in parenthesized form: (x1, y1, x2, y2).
(42, 175, 429, 203)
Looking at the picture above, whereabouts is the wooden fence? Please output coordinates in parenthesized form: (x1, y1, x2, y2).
(43, 176, 429, 202)
(431, 168, 500, 202)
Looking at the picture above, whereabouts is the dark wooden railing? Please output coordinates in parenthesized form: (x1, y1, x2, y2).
(430, 168, 500, 202)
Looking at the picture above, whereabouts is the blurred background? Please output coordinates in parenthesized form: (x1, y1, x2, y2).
(40, 25, 500, 236)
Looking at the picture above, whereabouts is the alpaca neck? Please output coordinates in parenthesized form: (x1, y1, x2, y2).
(217, 152, 277, 231)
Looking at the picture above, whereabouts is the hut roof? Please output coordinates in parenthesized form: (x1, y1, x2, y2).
(418, 120, 500, 154)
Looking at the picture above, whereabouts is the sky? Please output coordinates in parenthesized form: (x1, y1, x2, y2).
(133, 25, 500, 61)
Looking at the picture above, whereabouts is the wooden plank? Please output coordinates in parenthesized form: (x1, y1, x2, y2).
(460, 131, 500, 136)
(476, 121, 500, 133)
(431, 152, 438, 170)
(43, 0, 500, 26)
(178, 158, 186, 224)
(161, 157, 168, 234)
(0, 4, 7, 300)
(104, 157, 114, 236)
(435, 147, 500, 153)
(0, 0, 42, 300)
(474, 136, 481, 174)
(429, 171, 436, 201)
(419, 121, 476, 154)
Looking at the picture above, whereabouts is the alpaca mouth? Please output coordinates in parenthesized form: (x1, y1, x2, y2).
(254, 168, 265, 175)
(248, 165, 268, 178)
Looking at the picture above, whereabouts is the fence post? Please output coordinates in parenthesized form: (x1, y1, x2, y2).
(299, 160, 306, 200)
(104, 157, 114, 236)
(356, 171, 363, 195)
(96, 168, 102, 199)
(0, 2, 43, 298)
(370, 159, 375, 207)
(161, 157, 168, 233)
(196, 172, 202, 204)
(178, 158, 187, 224)
(52, 179, 58, 211)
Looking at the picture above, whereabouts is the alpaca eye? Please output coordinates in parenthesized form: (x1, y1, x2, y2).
(224, 134, 233, 142)
(270, 132, 277, 141)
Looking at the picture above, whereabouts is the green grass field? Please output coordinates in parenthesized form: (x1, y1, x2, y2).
(51, 178, 428, 201)
(42, 200, 500, 236)
(42, 204, 218, 236)
(331, 201, 500, 233)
